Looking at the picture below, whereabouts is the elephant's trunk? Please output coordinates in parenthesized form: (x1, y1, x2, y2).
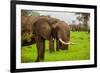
(59, 38, 76, 45)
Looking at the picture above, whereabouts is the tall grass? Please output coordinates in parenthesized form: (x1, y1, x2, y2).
(21, 32, 90, 63)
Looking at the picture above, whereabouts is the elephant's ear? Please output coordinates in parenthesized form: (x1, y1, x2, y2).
(33, 18, 52, 39)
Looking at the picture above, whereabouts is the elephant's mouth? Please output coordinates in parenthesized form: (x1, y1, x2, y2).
(59, 38, 76, 45)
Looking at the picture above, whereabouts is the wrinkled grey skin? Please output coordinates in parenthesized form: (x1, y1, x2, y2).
(21, 16, 70, 62)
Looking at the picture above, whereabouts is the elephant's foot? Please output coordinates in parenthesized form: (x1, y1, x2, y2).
(40, 55, 44, 61)
(35, 58, 39, 62)
(35, 57, 44, 62)
(35, 59, 44, 62)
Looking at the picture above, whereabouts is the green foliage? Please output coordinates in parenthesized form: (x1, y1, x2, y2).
(21, 10, 40, 16)
(76, 13, 90, 31)
(21, 32, 33, 42)
(21, 32, 90, 63)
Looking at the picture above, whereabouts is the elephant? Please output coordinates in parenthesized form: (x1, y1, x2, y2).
(51, 21, 70, 51)
(32, 18, 71, 61)
(69, 24, 81, 31)
(21, 15, 58, 51)
(21, 12, 60, 48)
(21, 15, 72, 62)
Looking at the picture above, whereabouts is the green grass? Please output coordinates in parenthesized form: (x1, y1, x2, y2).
(21, 32, 90, 63)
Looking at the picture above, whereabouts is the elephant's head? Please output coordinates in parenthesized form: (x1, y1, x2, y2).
(51, 21, 75, 45)
(36, 16, 71, 45)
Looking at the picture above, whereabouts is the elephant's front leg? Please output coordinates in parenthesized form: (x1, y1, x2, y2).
(35, 36, 45, 62)
(49, 36, 55, 53)
(56, 39, 62, 51)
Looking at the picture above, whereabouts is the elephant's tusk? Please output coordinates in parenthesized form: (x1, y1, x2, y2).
(59, 38, 70, 45)
(59, 38, 76, 45)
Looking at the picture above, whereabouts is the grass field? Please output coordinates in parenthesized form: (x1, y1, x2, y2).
(21, 32, 90, 63)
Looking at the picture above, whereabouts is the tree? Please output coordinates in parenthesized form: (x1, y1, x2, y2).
(76, 12, 90, 31)
(82, 13, 90, 31)
(21, 10, 40, 16)
(72, 20, 75, 24)
(77, 15, 82, 24)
